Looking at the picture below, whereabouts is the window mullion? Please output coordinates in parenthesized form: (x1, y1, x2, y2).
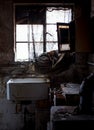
(43, 8, 46, 52)
(28, 24, 31, 61)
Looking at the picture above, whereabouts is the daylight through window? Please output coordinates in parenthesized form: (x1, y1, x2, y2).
(15, 6, 72, 62)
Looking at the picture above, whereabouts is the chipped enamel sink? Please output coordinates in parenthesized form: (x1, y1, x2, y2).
(6, 77, 50, 101)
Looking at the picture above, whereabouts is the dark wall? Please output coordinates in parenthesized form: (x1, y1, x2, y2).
(0, 0, 14, 64)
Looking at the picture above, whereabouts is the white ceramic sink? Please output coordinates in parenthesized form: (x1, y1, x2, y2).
(6, 77, 50, 101)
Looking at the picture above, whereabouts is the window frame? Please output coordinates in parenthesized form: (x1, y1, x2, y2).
(14, 3, 74, 62)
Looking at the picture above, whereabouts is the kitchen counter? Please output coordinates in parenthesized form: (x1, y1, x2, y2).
(56, 83, 80, 106)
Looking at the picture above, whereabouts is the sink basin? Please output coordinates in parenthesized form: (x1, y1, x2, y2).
(6, 77, 50, 101)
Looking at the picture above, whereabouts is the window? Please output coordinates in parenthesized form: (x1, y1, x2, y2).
(16, 24, 43, 61)
(57, 23, 70, 52)
(14, 5, 73, 62)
